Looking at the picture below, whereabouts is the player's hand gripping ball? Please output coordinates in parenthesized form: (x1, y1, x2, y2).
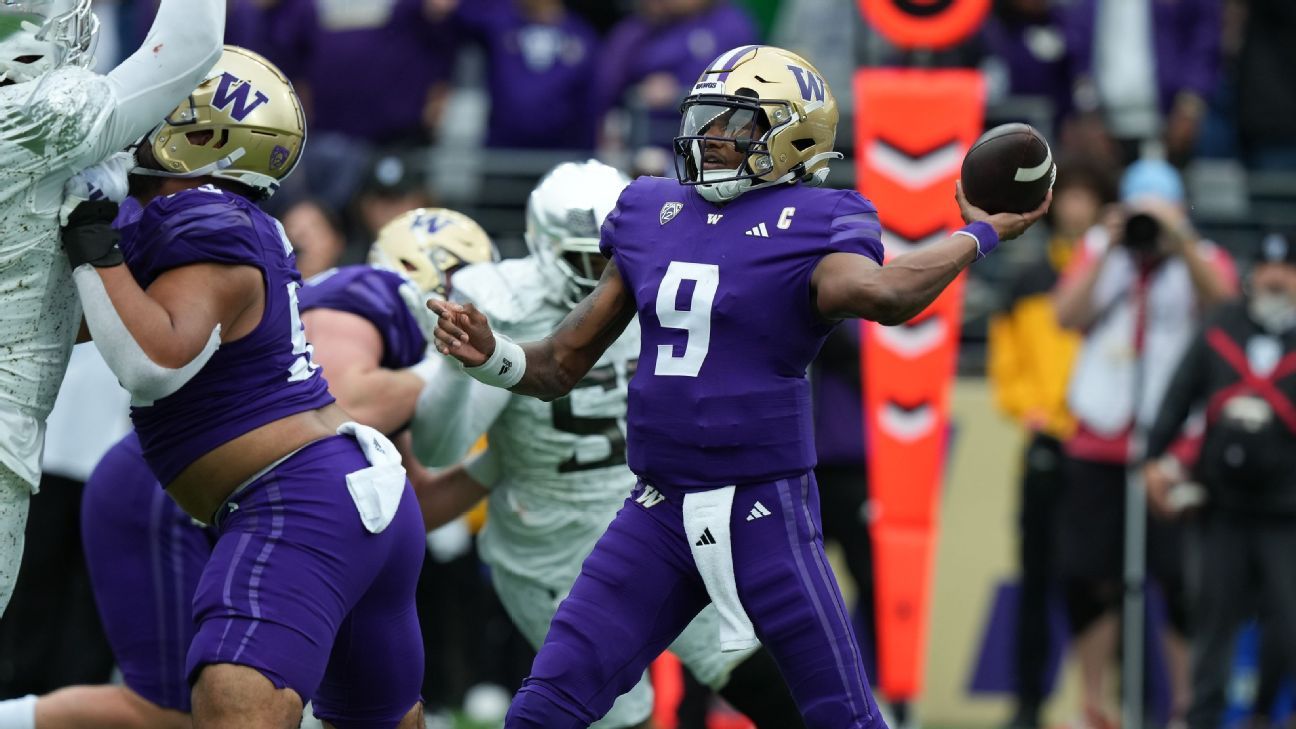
(959, 123, 1056, 214)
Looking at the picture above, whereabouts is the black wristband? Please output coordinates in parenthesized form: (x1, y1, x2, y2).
(62, 200, 123, 268)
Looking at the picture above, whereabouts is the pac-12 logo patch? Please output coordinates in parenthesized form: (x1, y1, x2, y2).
(659, 201, 684, 226)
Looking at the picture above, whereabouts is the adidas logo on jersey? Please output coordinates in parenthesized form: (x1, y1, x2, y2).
(746, 501, 771, 521)
(635, 485, 665, 508)
(744, 223, 771, 238)
(694, 527, 717, 547)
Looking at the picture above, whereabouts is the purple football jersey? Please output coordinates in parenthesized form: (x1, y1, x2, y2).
(298, 265, 427, 370)
(120, 186, 335, 486)
(600, 177, 883, 488)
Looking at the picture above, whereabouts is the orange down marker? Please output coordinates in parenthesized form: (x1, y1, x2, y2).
(855, 68, 986, 700)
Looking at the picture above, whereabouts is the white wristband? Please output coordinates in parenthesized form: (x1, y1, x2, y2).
(462, 333, 526, 389)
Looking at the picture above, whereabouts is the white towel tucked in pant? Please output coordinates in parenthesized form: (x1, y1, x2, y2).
(683, 486, 758, 652)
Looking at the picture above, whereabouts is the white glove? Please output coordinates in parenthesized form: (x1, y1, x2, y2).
(61, 152, 134, 225)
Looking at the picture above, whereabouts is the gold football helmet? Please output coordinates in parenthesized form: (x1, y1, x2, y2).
(368, 208, 497, 298)
(0, 0, 97, 83)
(674, 45, 842, 203)
(139, 46, 305, 199)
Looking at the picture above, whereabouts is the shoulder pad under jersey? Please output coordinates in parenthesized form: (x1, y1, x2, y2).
(124, 186, 266, 288)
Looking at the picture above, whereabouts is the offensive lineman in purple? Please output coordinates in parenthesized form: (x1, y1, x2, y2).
(81, 433, 213, 718)
(63, 49, 425, 729)
(117, 186, 336, 484)
(41, 263, 434, 729)
(298, 266, 428, 372)
(432, 46, 1050, 729)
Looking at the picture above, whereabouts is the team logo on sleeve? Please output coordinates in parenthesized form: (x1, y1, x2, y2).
(659, 202, 684, 226)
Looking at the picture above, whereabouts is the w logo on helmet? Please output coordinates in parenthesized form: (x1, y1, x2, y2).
(212, 72, 270, 122)
(786, 65, 826, 103)
(418, 213, 449, 234)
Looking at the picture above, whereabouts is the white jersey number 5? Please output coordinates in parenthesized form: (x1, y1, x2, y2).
(654, 261, 719, 377)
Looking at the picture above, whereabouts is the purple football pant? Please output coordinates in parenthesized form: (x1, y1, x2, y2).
(187, 434, 426, 729)
(82, 432, 214, 713)
(505, 473, 885, 729)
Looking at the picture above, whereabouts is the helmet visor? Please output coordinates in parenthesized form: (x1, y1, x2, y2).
(674, 95, 782, 186)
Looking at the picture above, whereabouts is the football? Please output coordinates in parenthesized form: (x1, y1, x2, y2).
(960, 123, 1056, 214)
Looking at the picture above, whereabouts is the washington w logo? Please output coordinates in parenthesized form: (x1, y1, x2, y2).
(635, 485, 665, 508)
(416, 212, 449, 234)
(786, 65, 825, 103)
(212, 73, 270, 122)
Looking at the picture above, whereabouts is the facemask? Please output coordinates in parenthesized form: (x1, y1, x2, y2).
(1249, 291, 1296, 334)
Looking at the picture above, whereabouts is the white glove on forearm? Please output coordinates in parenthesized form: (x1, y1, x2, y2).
(61, 151, 133, 225)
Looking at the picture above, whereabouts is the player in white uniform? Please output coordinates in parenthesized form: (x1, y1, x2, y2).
(0, 0, 225, 616)
(412, 161, 804, 728)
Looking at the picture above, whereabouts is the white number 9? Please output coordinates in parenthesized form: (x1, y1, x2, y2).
(654, 261, 719, 377)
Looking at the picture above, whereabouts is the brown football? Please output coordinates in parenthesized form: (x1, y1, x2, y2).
(960, 123, 1055, 214)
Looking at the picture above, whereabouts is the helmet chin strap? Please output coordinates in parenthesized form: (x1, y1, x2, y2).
(697, 151, 843, 203)
(130, 147, 246, 179)
(698, 168, 751, 203)
(801, 151, 843, 186)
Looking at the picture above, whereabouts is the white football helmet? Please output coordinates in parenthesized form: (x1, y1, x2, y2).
(526, 160, 630, 307)
(0, 0, 97, 84)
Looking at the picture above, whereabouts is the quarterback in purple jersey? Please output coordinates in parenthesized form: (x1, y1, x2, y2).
(432, 46, 1050, 729)
(60, 48, 426, 729)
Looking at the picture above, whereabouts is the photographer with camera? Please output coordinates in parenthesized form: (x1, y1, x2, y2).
(1142, 229, 1296, 729)
(1052, 159, 1236, 729)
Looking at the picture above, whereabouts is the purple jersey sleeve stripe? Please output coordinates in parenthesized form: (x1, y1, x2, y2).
(714, 45, 759, 81)
(832, 212, 881, 227)
(829, 229, 883, 247)
(829, 220, 882, 237)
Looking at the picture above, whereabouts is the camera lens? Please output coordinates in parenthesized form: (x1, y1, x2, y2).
(1124, 213, 1160, 252)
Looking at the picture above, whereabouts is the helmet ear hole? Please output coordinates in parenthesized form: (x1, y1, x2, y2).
(185, 130, 215, 146)
(791, 138, 816, 152)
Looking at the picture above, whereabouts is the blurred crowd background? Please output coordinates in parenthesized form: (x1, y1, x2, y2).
(3, 1, 1296, 728)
